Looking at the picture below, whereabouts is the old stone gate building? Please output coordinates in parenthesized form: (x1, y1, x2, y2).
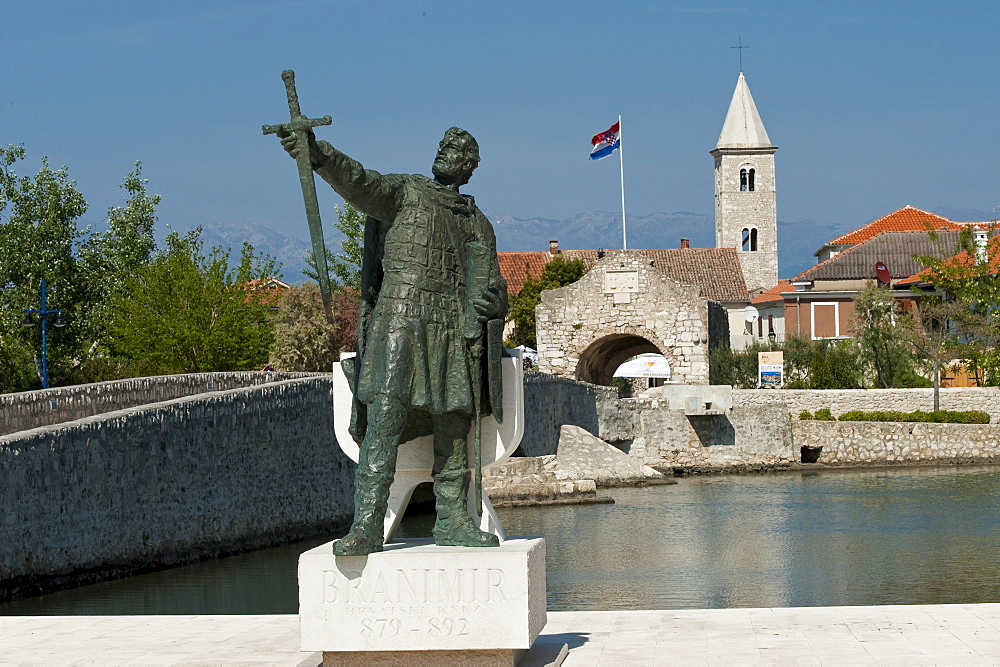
(534, 251, 731, 385)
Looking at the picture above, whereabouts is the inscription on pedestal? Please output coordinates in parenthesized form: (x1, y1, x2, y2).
(300, 538, 546, 653)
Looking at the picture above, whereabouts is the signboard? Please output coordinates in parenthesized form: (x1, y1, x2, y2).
(758, 351, 784, 388)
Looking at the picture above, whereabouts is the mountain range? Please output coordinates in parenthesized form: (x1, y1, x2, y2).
(178, 205, 999, 286)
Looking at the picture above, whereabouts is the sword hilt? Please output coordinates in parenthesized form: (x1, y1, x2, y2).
(261, 69, 332, 136)
(281, 70, 301, 117)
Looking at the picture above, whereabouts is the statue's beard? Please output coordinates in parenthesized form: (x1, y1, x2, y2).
(433, 159, 472, 186)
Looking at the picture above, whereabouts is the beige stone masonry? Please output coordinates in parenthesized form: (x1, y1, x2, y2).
(536, 251, 711, 385)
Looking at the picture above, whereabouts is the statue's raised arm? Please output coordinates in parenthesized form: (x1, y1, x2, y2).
(276, 126, 404, 224)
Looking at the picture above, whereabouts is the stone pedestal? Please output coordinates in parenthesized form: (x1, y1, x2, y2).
(299, 538, 546, 666)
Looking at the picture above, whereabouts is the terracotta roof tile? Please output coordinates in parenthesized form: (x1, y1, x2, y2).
(751, 279, 792, 306)
(827, 205, 961, 246)
(794, 231, 962, 282)
(498, 246, 749, 302)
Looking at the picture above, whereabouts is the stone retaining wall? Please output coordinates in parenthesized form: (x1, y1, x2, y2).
(520, 380, 1000, 471)
(520, 373, 619, 457)
(0, 372, 323, 436)
(734, 387, 1000, 421)
(0, 377, 352, 601)
(793, 421, 1000, 465)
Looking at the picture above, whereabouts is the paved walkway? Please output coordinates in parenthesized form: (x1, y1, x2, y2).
(4, 603, 1000, 665)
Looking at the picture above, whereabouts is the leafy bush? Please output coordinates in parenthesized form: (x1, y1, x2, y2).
(814, 408, 834, 421)
(837, 409, 990, 424)
(798, 409, 813, 420)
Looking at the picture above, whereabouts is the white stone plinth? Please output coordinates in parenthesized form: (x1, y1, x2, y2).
(299, 537, 546, 659)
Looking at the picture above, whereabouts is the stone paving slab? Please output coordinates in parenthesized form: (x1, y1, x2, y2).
(2, 604, 1000, 665)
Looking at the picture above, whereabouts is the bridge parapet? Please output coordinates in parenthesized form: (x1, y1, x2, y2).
(0, 371, 325, 437)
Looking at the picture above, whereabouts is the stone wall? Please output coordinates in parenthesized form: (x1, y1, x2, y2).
(6, 371, 1000, 600)
(520, 374, 619, 458)
(519, 375, 793, 470)
(521, 380, 1000, 472)
(794, 421, 1000, 465)
(734, 387, 1000, 421)
(0, 377, 353, 601)
(0, 372, 322, 436)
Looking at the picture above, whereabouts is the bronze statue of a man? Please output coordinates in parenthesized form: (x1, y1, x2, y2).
(277, 125, 507, 555)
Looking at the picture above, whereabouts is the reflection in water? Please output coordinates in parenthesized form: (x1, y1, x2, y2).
(502, 465, 1000, 610)
(4, 465, 1000, 615)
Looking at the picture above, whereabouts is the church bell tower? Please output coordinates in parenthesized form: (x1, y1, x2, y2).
(711, 72, 778, 293)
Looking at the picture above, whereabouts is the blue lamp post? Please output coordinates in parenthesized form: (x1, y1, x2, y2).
(21, 279, 66, 389)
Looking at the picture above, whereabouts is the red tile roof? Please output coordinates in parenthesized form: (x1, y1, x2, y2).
(827, 205, 961, 246)
(751, 279, 792, 306)
(498, 246, 749, 302)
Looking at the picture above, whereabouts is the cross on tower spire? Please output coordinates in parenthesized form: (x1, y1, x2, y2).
(730, 36, 750, 72)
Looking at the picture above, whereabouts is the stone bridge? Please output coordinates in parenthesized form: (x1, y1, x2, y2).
(0, 372, 354, 601)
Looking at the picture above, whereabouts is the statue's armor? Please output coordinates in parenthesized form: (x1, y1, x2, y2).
(314, 147, 506, 417)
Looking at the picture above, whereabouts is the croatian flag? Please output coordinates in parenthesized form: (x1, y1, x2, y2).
(589, 121, 620, 160)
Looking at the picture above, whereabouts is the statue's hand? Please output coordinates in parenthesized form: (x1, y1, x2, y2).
(473, 289, 502, 323)
(275, 126, 324, 166)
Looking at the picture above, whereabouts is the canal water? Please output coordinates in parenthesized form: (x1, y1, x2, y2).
(4, 465, 1000, 615)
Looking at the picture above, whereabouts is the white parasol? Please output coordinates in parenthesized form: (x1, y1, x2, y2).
(613, 353, 672, 379)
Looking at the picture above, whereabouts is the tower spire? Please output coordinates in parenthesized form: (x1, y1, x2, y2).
(716, 72, 772, 150)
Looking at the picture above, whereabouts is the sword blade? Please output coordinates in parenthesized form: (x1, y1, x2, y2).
(294, 147, 335, 324)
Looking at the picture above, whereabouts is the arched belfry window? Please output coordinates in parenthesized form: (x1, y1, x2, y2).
(740, 169, 748, 191)
(748, 168, 756, 192)
(742, 227, 758, 252)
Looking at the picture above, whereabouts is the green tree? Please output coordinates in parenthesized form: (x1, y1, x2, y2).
(106, 228, 278, 375)
(0, 145, 88, 391)
(75, 162, 160, 380)
(304, 202, 364, 290)
(508, 256, 588, 348)
(269, 283, 360, 371)
(709, 334, 864, 390)
(806, 339, 863, 389)
(850, 282, 923, 388)
(895, 296, 968, 410)
(915, 225, 1000, 385)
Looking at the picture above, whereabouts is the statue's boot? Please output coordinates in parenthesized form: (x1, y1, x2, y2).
(334, 395, 407, 556)
(432, 469, 499, 547)
(333, 469, 390, 555)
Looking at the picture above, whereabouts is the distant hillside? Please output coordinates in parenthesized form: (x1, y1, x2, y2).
(932, 206, 997, 223)
(85, 204, 989, 284)
(194, 223, 317, 282)
(487, 210, 849, 280)
(187, 212, 850, 284)
(486, 210, 714, 254)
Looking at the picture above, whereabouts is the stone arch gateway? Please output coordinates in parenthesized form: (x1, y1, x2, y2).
(535, 250, 727, 386)
(575, 332, 662, 386)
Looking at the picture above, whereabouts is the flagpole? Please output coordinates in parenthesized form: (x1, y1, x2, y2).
(618, 114, 627, 251)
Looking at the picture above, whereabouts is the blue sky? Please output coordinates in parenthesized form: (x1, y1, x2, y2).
(4, 1, 999, 247)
